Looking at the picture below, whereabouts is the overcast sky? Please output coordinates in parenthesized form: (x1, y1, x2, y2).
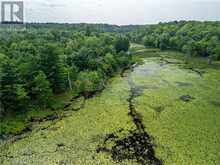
(22, 0, 220, 25)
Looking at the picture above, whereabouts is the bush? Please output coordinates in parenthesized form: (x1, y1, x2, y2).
(76, 71, 104, 97)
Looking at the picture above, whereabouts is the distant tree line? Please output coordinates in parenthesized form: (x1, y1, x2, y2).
(129, 21, 220, 60)
(26, 23, 142, 33)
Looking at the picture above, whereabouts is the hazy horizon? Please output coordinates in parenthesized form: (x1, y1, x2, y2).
(10, 0, 220, 25)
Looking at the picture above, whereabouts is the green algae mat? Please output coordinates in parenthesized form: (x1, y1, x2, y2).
(1, 52, 220, 165)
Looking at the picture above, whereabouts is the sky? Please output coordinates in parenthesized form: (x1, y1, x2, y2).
(18, 0, 220, 25)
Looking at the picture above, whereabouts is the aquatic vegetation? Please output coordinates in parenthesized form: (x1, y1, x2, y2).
(132, 57, 220, 165)
(0, 77, 134, 164)
(1, 49, 220, 164)
(97, 74, 162, 165)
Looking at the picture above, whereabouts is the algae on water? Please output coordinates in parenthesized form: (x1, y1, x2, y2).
(1, 50, 220, 165)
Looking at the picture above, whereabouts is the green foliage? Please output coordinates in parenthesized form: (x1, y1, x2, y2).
(102, 53, 117, 76)
(0, 53, 8, 65)
(0, 118, 27, 135)
(76, 71, 104, 97)
(72, 47, 95, 70)
(143, 36, 155, 48)
(159, 33, 170, 50)
(32, 71, 52, 107)
(39, 43, 66, 93)
(0, 25, 133, 119)
(116, 51, 132, 68)
(0, 58, 27, 112)
(115, 36, 130, 53)
(1, 51, 220, 163)
(213, 45, 220, 60)
(131, 21, 220, 60)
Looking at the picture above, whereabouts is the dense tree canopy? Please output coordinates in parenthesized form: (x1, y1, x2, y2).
(1, 21, 220, 115)
(0, 25, 131, 114)
(130, 21, 220, 60)
(115, 36, 130, 53)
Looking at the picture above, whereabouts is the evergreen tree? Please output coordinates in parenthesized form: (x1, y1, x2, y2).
(0, 58, 24, 112)
(39, 44, 66, 93)
(32, 71, 52, 107)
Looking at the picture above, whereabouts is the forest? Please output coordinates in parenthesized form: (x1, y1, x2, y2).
(0, 25, 132, 116)
(2, 21, 220, 116)
(0, 21, 220, 165)
(130, 21, 220, 61)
